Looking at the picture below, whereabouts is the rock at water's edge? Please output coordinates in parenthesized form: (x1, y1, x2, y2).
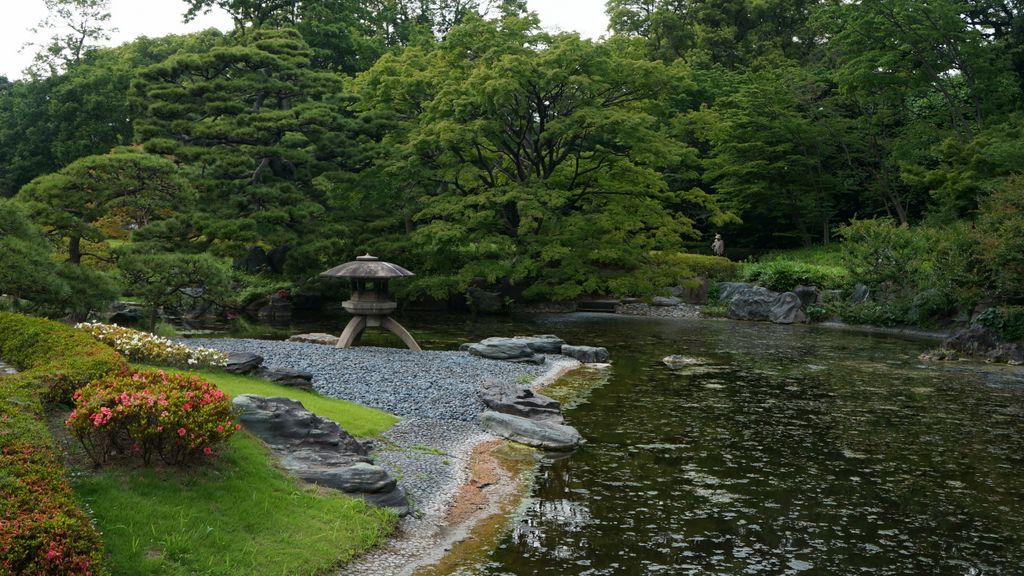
(561, 345, 609, 363)
(479, 379, 564, 424)
(769, 292, 808, 324)
(465, 338, 536, 360)
(480, 411, 581, 451)
(662, 355, 706, 369)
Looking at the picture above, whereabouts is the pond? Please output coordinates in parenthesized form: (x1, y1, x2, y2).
(228, 311, 1024, 575)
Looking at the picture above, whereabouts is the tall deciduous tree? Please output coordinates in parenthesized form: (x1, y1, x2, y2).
(339, 15, 711, 299)
(23, 0, 114, 78)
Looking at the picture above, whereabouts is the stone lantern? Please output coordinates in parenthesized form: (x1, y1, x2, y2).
(319, 254, 421, 351)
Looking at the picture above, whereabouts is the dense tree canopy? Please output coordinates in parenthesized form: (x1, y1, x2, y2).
(1, 0, 1022, 312)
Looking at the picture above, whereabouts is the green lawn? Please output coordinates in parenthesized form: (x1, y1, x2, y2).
(72, 365, 402, 575)
(134, 365, 400, 438)
(75, 434, 398, 576)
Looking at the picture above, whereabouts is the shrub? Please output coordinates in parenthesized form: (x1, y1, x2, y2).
(742, 260, 850, 292)
(0, 443, 106, 576)
(838, 218, 924, 294)
(66, 369, 238, 466)
(975, 175, 1024, 303)
(75, 322, 227, 368)
(609, 252, 739, 296)
(975, 306, 1024, 342)
(0, 312, 125, 576)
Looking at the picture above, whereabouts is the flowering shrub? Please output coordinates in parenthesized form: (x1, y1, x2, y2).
(75, 322, 227, 368)
(66, 370, 239, 466)
(0, 443, 106, 576)
(0, 312, 122, 575)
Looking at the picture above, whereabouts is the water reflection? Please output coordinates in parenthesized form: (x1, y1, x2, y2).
(436, 314, 1024, 576)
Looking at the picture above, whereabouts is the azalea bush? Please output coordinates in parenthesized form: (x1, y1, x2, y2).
(0, 312, 124, 575)
(75, 322, 227, 368)
(66, 370, 239, 466)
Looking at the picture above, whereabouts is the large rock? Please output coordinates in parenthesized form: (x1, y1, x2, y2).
(226, 352, 263, 374)
(254, 367, 315, 390)
(514, 335, 566, 354)
(793, 285, 820, 308)
(769, 292, 808, 324)
(233, 395, 408, 515)
(480, 411, 581, 451)
(287, 333, 340, 346)
(234, 246, 270, 273)
(717, 282, 752, 303)
(479, 379, 564, 423)
(465, 338, 536, 360)
(727, 286, 778, 321)
(849, 283, 870, 304)
(561, 345, 609, 363)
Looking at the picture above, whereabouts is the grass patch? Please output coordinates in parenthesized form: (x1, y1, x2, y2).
(74, 433, 398, 576)
(133, 364, 399, 438)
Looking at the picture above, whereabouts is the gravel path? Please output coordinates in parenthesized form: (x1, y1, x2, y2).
(184, 337, 579, 568)
(187, 339, 553, 422)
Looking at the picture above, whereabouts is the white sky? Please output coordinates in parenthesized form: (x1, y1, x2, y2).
(0, 0, 609, 80)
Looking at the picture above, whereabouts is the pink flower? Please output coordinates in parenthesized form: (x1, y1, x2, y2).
(45, 546, 61, 560)
(177, 427, 187, 437)
(235, 423, 242, 430)
(216, 425, 224, 433)
(203, 447, 213, 455)
(182, 403, 192, 411)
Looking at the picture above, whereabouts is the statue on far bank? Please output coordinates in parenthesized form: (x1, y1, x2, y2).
(711, 233, 725, 257)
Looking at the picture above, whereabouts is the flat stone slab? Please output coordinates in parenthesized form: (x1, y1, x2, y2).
(233, 394, 409, 515)
(225, 352, 263, 374)
(480, 410, 582, 451)
(254, 367, 315, 390)
(479, 379, 564, 424)
(287, 333, 340, 346)
(464, 338, 536, 360)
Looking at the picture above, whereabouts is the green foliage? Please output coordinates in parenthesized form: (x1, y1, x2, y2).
(0, 312, 126, 576)
(345, 18, 710, 301)
(742, 260, 850, 292)
(0, 199, 119, 316)
(975, 175, 1024, 303)
(15, 147, 191, 264)
(133, 28, 345, 265)
(116, 250, 233, 325)
(838, 218, 923, 294)
(67, 369, 237, 466)
(975, 306, 1024, 342)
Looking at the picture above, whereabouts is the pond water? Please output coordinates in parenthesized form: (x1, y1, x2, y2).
(398, 312, 1024, 576)
(226, 311, 1024, 575)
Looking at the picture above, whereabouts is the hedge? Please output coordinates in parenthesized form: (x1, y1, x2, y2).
(0, 312, 126, 576)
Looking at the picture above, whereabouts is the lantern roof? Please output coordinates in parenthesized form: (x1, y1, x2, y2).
(319, 254, 415, 280)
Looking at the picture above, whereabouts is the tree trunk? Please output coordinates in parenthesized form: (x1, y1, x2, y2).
(68, 235, 82, 265)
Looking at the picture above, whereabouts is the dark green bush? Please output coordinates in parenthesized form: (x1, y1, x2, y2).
(976, 176, 1024, 303)
(975, 306, 1024, 342)
(0, 312, 125, 576)
(838, 218, 923, 293)
(742, 260, 850, 291)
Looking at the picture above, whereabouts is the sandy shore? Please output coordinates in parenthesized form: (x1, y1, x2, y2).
(340, 358, 581, 576)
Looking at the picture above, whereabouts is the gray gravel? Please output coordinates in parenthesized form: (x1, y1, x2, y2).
(187, 339, 552, 422)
